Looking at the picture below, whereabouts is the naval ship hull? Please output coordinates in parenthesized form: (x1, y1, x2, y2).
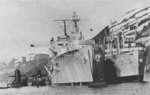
(51, 46, 94, 84)
(105, 48, 146, 82)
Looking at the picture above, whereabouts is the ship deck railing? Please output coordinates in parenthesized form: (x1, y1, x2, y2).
(105, 46, 143, 56)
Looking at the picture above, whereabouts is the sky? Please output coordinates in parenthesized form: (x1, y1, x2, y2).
(0, 0, 149, 63)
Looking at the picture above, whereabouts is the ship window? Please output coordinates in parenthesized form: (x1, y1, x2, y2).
(58, 44, 63, 46)
(130, 25, 136, 30)
(105, 41, 108, 44)
(112, 40, 117, 48)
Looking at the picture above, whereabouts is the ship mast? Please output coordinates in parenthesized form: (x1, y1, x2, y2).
(54, 12, 81, 39)
(54, 19, 70, 39)
(63, 20, 67, 37)
(72, 12, 80, 33)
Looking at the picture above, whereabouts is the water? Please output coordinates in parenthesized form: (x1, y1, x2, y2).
(0, 73, 150, 95)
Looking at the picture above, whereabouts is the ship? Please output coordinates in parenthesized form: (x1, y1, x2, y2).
(45, 12, 95, 85)
(31, 10, 149, 85)
(104, 5, 150, 82)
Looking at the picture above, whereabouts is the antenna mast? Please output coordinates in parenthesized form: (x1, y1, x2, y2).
(54, 12, 81, 39)
(54, 19, 70, 39)
(72, 12, 80, 32)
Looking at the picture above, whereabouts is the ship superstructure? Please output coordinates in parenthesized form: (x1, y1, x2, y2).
(48, 12, 85, 57)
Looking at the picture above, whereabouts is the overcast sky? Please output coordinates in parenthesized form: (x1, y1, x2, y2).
(0, 0, 149, 63)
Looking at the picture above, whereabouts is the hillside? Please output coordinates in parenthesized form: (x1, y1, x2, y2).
(0, 54, 49, 82)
